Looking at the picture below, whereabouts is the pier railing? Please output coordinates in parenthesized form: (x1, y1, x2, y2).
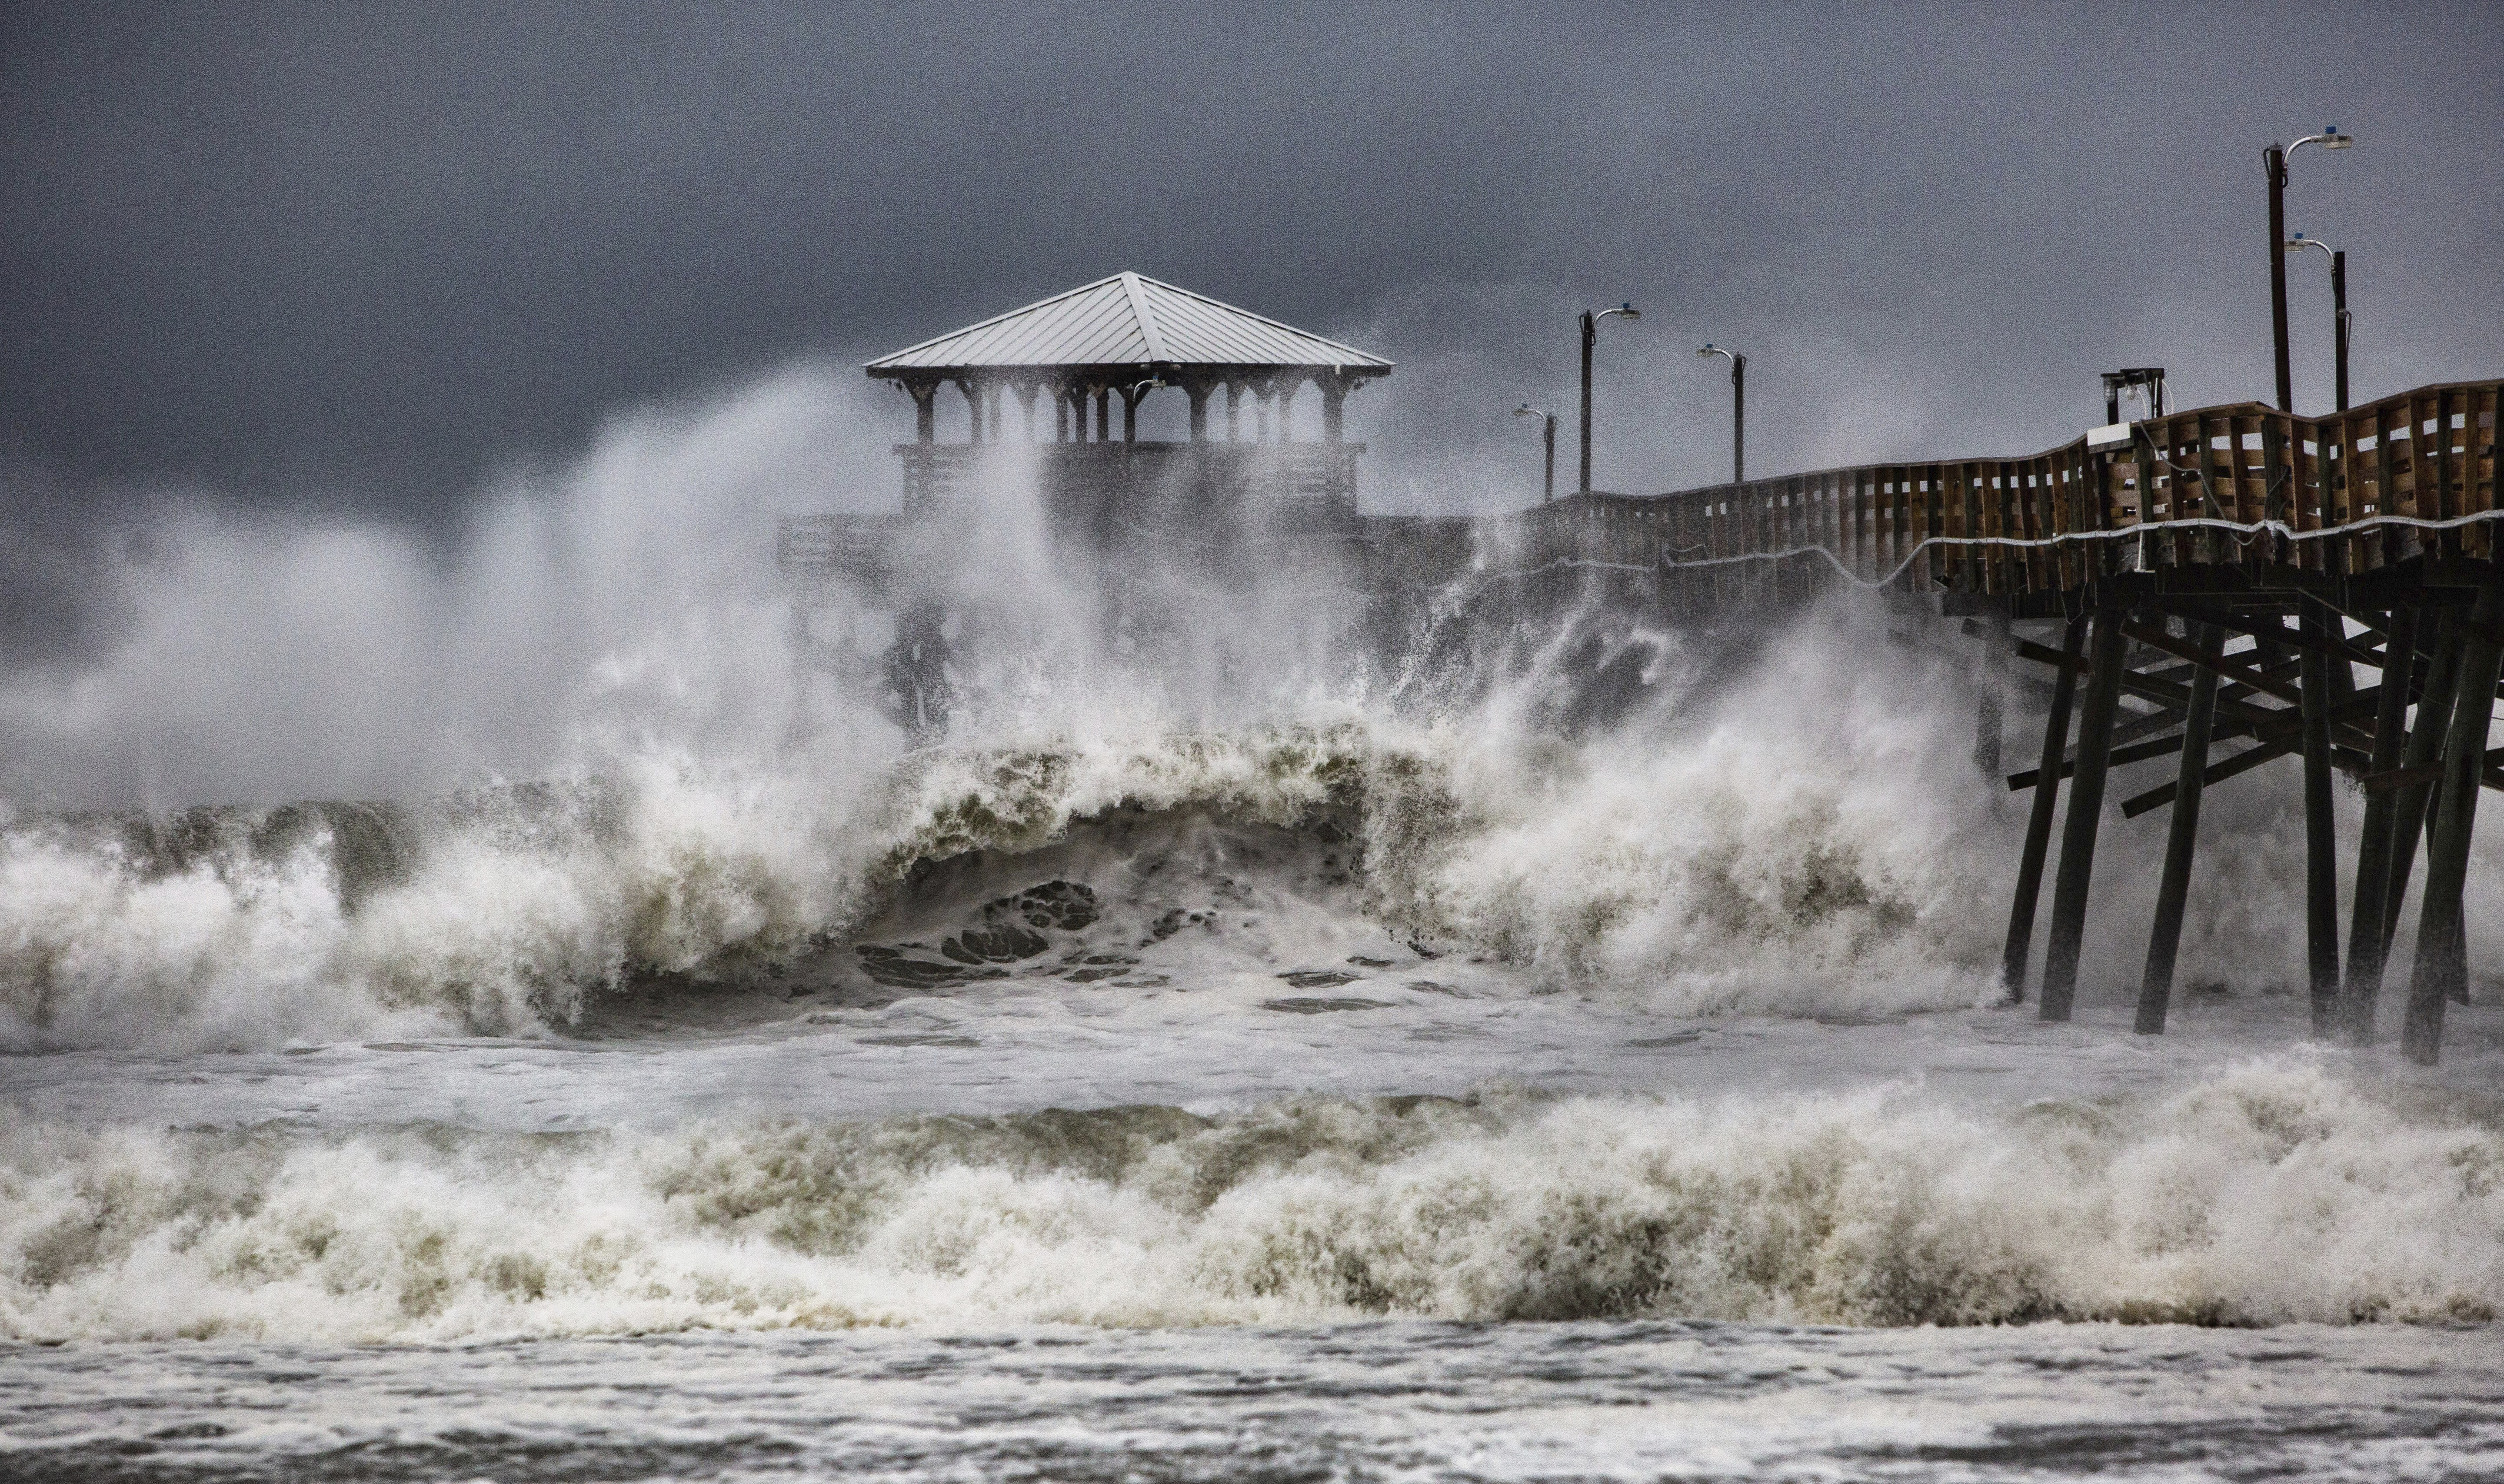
(894, 441, 1363, 516)
(1505, 379, 2500, 612)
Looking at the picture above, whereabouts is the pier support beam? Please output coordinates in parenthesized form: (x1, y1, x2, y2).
(2136, 621, 2223, 1034)
(2041, 599, 2129, 1021)
(2001, 611, 2086, 1001)
(2338, 602, 2417, 1042)
(2383, 612, 2464, 955)
(1974, 607, 2008, 779)
(2300, 603, 2342, 1036)
(2402, 579, 2504, 1065)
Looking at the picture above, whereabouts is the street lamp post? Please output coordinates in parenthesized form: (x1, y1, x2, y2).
(1697, 344, 1745, 482)
(2265, 127, 2354, 412)
(1514, 404, 1558, 502)
(2286, 233, 2351, 412)
(1579, 303, 1640, 493)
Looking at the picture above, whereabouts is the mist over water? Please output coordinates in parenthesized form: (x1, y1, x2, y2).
(4, 369, 2502, 1434)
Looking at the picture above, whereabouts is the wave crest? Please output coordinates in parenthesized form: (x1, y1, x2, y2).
(1, 691, 2031, 1051)
(3, 1060, 2495, 1341)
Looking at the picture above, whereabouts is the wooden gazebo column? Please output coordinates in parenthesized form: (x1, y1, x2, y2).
(953, 376, 982, 444)
(1185, 377, 1212, 442)
(899, 379, 938, 443)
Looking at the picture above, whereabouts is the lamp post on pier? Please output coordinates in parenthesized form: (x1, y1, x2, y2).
(2264, 126, 2353, 412)
(1514, 404, 1558, 502)
(1579, 303, 1640, 493)
(1696, 344, 1745, 482)
(2286, 232, 2351, 412)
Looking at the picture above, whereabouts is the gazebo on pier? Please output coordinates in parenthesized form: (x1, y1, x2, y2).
(865, 272, 1392, 525)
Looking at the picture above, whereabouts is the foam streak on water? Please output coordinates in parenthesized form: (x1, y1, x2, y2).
(7, 1322, 2502, 1484)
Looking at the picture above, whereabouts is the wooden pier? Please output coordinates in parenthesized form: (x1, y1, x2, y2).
(1505, 377, 2502, 1062)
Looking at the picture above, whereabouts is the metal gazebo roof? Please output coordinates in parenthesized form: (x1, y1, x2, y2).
(864, 272, 1393, 377)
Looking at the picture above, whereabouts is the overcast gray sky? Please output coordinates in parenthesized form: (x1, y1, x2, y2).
(6, 2, 2500, 528)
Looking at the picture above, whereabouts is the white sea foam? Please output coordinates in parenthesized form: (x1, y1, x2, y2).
(2, 1057, 2494, 1342)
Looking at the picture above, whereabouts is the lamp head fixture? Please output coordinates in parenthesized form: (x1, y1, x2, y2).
(2288, 126, 2356, 157)
(1593, 303, 1640, 323)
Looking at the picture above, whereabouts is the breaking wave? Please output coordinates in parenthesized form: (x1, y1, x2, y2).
(3, 1058, 2496, 1341)
(0, 626, 2025, 1054)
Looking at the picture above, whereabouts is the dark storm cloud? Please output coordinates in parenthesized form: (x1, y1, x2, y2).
(4, 0, 2500, 522)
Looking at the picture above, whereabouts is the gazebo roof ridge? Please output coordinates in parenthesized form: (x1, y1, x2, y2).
(865, 271, 1393, 377)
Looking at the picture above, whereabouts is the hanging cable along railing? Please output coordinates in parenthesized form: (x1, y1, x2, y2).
(1500, 379, 2498, 609)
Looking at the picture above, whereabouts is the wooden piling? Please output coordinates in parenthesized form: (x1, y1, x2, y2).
(2382, 612, 2463, 954)
(2135, 621, 2223, 1034)
(2001, 610, 2087, 1002)
(2299, 602, 2342, 1036)
(2337, 602, 2417, 1042)
(2040, 599, 2129, 1022)
(1975, 607, 2008, 779)
(2401, 579, 2504, 1064)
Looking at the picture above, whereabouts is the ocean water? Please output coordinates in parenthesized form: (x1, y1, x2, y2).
(6, 387, 2503, 1480)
